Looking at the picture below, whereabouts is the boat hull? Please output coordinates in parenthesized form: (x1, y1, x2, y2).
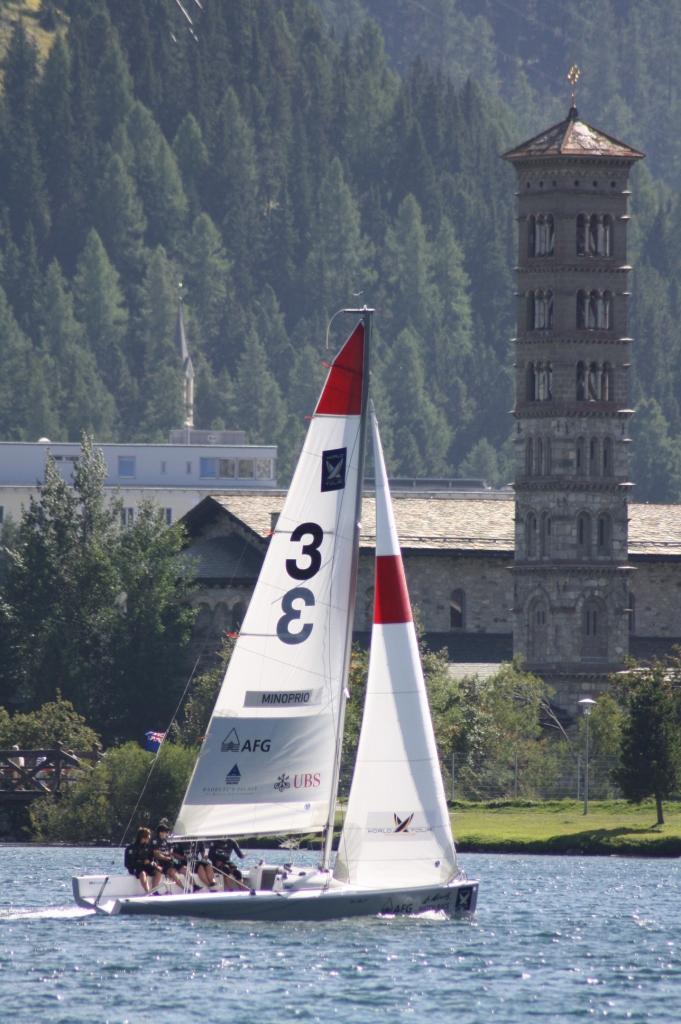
(83, 878, 478, 922)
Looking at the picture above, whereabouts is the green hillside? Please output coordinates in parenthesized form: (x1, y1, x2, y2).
(0, 0, 678, 497)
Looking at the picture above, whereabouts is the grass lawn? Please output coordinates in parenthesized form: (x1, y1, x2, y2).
(450, 799, 681, 856)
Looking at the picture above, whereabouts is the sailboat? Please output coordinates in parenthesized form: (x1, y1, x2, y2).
(72, 310, 478, 920)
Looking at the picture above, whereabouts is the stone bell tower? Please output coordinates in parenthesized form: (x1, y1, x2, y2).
(502, 94, 644, 713)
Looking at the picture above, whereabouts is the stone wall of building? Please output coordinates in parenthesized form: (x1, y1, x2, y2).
(630, 561, 681, 636)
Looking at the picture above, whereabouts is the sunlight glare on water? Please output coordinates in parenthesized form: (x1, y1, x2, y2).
(1, 846, 681, 1023)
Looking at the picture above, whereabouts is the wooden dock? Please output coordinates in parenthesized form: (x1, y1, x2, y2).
(0, 747, 100, 803)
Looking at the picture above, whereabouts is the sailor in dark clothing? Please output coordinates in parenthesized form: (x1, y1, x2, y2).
(124, 827, 159, 894)
(152, 820, 182, 890)
(208, 838, 247, 891)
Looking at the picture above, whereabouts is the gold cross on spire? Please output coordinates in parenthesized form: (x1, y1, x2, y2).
(568, 64, 581, 107)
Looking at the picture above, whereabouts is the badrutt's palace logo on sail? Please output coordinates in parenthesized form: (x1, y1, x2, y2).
(225, 764, 241, 785)
(321, 447, 347, 492)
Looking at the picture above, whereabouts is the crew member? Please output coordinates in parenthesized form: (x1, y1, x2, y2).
(207, 838, 247, 891)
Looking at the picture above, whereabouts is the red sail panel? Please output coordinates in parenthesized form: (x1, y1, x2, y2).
(315, 322, 364, 415)
(374, 555, 413, 624)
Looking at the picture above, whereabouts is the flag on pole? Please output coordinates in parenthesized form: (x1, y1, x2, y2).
(144, 730, 166, 752)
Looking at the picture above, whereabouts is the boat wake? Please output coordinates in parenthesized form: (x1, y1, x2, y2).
(0, 905, 93, 921)
(377, 908, 450, 922)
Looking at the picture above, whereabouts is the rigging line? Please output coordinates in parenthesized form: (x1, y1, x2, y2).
(116, 641, 208, 851)
(173, 0, 194, 26)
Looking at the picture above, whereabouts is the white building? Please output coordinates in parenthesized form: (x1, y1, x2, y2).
(0, 430, 277, 527)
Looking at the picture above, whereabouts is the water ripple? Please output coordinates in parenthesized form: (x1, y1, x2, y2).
(2, 848, 681, 1022)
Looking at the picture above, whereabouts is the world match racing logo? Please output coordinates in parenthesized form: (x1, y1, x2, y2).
(393, 812, 414, 833)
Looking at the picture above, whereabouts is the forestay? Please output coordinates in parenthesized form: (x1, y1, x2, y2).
(175, 324, 366, 838)
(333, 414, 458, 887)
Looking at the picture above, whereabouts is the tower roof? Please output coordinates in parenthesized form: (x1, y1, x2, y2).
(502, 106, 644, 163)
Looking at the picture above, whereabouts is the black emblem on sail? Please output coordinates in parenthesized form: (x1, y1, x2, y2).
(321, 448, 347, 492)
(393, 812, 414, 833)
(221, 729, 240, 752)
(225, 764, 241, 785)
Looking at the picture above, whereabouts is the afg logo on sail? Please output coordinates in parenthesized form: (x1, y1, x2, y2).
(221, 728, 271, 753)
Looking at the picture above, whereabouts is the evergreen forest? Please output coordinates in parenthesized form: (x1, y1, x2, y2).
(0, 0, 680, 496)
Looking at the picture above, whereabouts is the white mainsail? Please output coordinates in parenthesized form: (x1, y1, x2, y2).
(175, 323, 367, 838)
(333, 414, 458, 887)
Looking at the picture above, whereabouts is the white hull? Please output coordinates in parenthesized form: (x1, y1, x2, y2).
(73, 872, 478, 921)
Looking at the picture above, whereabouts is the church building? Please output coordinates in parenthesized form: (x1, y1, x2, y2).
(181, 101, 681, 719)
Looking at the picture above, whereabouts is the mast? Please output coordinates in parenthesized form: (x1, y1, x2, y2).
(321, 306, 373, 870)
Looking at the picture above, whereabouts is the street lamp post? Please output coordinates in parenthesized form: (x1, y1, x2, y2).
(578, 697, 597, 815)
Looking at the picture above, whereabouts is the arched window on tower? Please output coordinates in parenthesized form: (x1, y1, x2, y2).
(543, 436, 552, 475)
(537, 361, 553, 399)
(577, 214, 613, 257)
(576, 436, 586, 475)
(578, 290, 611, 330)
(535, 437, 543, 476)
(582, 597, 607, 658)
(528, 596, 549, 661)
(601, 362, 613, 400)
(525, 437, 534, 475)
(525, 511, 538, 558)
(587, 362, 600, 400)
(450, 589, 465, 630)
(602, 437, 613, 476)
(577, 512, 592, 558)
(540, 512, 551, 557)
(526, 362, 537, 401)
(589, 437, 600, 476)
(529, 290, 553, 329)
(596, 513, 612, 555)
(529, 214, 555, 257)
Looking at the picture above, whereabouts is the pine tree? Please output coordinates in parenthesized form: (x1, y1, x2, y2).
(303, 157, 374, 318)
(208, 88, 261, 293)
(73, 230, 130, 401)
(120, 101, 189, 251)
(234, 329, 288, 446)
(93, 153, 147, 288)
(183, 213, 234, 367)
(38, 260, 116, 439)
(616, 658, 681, 826)
(172, 114, 210, 219)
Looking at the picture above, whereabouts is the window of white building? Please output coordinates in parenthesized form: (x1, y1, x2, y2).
(118, 455, 136, 478)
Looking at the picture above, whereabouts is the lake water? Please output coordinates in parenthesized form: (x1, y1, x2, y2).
(1, 846, 680, 1023)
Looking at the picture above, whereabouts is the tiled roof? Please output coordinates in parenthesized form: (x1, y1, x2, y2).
(503, 108, 644, 162)
(186, 535, 263, 580)
(206, 492, 681, 558)
(209, 491, 515, 552)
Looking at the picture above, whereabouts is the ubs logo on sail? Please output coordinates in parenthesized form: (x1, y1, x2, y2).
(321, 448, 347, 492)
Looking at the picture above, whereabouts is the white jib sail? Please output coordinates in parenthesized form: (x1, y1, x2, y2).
(175, 324, 366, 838)
(334, 414, 458, 887)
